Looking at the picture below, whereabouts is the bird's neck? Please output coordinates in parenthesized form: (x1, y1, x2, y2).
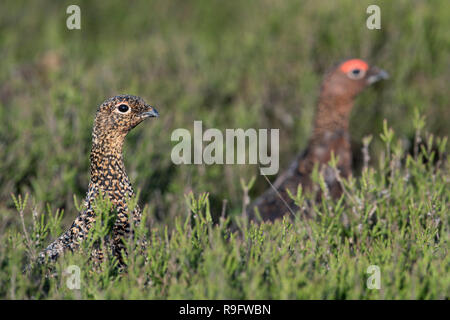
(88, 135, 132, 196)
(298, 93, 353, 173)
(296, 86, 355, 178)
(311, 92, 354, 143)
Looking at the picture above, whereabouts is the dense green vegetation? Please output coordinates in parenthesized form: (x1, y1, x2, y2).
(0, 0, 448, 299)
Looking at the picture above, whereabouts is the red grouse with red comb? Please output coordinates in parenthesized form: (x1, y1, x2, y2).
(248, 59, 388, 222)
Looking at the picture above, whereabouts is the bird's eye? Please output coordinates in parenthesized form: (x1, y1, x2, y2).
(347, 68, 366, 80)
(117, 104, 129, 113)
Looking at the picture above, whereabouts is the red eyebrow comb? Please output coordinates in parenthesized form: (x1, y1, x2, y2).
(340, 59, 369, 72)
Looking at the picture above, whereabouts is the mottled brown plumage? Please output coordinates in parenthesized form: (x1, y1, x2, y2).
(249, 59, 388, 222)
(38, 94, 159, 265)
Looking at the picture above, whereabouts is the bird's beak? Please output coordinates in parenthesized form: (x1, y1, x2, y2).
(367, 67, 389, 85)
(141, 106, 159, 118)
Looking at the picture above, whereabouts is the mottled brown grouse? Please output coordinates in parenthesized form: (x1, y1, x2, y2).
(248, 59, 388, 222)
(38, 94, 159, 265)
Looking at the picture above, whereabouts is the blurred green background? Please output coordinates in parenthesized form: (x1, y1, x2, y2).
(0, 0, 448, 227)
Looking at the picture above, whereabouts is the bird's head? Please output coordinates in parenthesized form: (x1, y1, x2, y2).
(322, 59, 389, 100)
(93, 94, 159, 142)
